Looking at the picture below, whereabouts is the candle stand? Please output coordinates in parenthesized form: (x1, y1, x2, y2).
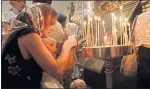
(80, 45, 133, 89)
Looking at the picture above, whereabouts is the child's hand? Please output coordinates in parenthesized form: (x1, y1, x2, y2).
(43, 38, 57, 57)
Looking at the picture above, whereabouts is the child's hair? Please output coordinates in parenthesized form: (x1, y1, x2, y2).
(32, 0, 52, 4)
(70, 79, 87, 89)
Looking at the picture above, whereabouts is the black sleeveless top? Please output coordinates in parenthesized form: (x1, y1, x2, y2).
(2, 28, 43, 88)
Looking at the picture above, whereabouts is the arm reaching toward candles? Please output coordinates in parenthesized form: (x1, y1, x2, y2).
(24, 34, 77, 79)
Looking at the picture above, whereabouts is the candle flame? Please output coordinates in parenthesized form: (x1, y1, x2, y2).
(88, 2, 91, 12)
(84, 21, 86, 25)
(114, 29, 117, 32)
(125, 18, 127, 22)
(95, 16, 97, 20)
(102, 21, 105, 24)
(127, 22, 130, 26)
(112, 13, 114, 17)
(98, 17, 100, 21)
(114, 16, 117, 21)
(120, 6, 123, 10)
(104, 35, 107, 40)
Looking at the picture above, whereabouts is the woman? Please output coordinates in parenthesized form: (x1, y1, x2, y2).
(131, 10, 150, 88)
(2, 3, 77, 88)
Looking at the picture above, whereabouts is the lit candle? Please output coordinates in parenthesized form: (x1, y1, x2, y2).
(86, 2, 91, 47)
(120, 16, 122, 45)
(84, 21, 86, 38)
(124, 18, 128, 45)
(113, 15, 118, 45)
(102, 20, 106, 33)
(104, 34, 107, 46)
(90, 18, 94, 46)
(120, 6, 124, 45)
(95, 16, 98, 46)
(111, 13, 114, 45)
(98, 17, 100, 46)
(127, 22, 131, 44)
(120, 6, 124, 18)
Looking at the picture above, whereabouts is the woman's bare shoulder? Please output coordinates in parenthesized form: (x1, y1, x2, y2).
(18, 32, 42, 45)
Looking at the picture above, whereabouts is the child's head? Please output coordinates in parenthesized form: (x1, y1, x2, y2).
(70, 79, 87, 89)
(9, 0, 26, 11)
(42, 38, 57, 57)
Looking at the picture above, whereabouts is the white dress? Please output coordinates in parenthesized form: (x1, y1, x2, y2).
(41, 72, 64, 88)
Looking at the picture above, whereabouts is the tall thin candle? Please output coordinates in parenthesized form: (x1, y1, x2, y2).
(84, 21, 86, 38)
(124, 18, 128, 45)
(98, 17, 100, 46)
(102, 21, 106, 33)
(95, 16, 98, 46)
(127, 22, 131, 44)
(114, 16, 118, 45)
(111, 13, 114, 45)
(86, 2, 91, 47)
(90, 18, 94, 46)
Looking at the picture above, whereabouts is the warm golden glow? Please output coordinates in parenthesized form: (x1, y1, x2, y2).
(84, 21, 86, 26)
(112, 13, 114, 18)
(98, 17, 100, 21)
(120, 6, 123, 10)
(114, 16, 117, 21)
(90, 18, 92, 22)
(102, 21, 105, 25)
(125, 18, 127, 22)
(104, 35, 108, 40)
(95, 16, 97, 20)
(127, 22, 130, 26)
(88, 2, 91, 13)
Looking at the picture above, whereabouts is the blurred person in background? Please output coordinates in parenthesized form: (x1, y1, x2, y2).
(2, 0, 26, 44)
(3, 0, 26, 33)
(131, 9, 150, 88)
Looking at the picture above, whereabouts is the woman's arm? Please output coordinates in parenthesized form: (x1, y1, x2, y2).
(66, 48, 75, 71)
(20, 33, 77, 78)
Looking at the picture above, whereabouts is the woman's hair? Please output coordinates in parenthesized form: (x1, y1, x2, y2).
(37, 4, 58, 25)
(12, 3, 57, 36)
(32, 0, 52, 4)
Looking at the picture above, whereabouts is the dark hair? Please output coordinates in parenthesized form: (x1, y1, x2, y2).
(32, 0, 52, 5)
(57, 13, 67, 24)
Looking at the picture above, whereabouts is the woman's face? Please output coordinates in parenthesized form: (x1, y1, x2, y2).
(42, 16, 57, 38)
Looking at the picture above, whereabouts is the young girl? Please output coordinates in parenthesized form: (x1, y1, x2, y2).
(41, 38, 64, 88)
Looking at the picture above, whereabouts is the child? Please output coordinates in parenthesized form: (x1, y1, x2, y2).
(70, 79, 87, 89)
(41, 38, 63, 88)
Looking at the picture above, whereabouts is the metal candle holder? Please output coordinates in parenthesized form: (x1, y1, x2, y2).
(81, 45, 133, 89)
